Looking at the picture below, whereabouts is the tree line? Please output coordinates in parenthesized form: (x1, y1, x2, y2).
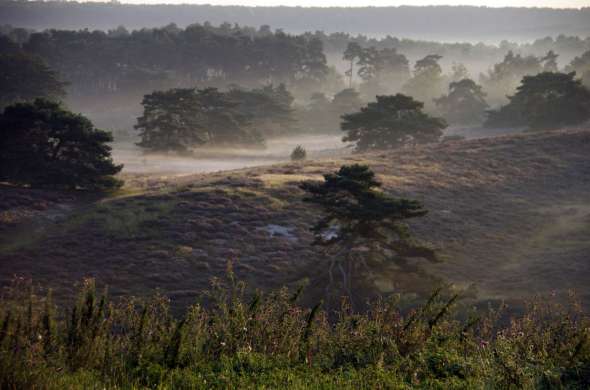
(1, 23, 329, 101)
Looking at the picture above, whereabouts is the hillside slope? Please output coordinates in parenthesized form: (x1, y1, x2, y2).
(1, 129, 589, 309)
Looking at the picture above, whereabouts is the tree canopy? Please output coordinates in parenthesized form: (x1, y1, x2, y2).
(341, 94, 447, 152)
(0, 99, 122, 190)
(435, 78, 489, 125)
(402, 54, 445, 111)
(566, 50, 590, 88)
(136, 87, 266, 152)
(135, 86, 300, 152)
(484, 72, 590, 130)
(301, 164, 438, 300)
(0, 52, 66, 109)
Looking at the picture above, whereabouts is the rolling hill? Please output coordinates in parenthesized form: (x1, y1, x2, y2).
(1, 128, 589, 310)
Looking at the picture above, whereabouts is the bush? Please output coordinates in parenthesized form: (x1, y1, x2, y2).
(1, 270, 588, 389)
(290, 145, 307, 161)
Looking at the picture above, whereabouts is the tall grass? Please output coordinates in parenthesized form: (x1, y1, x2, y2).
(0, 265, 589, 389)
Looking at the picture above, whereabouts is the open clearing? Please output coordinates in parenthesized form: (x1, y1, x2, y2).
(1, 129, 589, 310)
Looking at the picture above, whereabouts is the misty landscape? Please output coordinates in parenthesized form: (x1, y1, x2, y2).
(1, 1, 590, 388)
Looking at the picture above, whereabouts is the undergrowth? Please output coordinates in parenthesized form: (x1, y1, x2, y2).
(1, 263, 589, 389)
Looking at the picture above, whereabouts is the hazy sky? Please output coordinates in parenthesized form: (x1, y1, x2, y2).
(121, 0, 589, 7)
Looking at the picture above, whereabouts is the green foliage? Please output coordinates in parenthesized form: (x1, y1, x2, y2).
(135, 87, 265, 152)
(300, 164, 436, 262)
(485, 72, 590, 130)
(290, 145, 307, 161)
(1, 276, 589, 389)
(435, 78, 489, 125)
(0, 99, 123, 190)
(341, 94, 447, 151)
(0, 52, 67, 109)
(227, 83, 297, 137)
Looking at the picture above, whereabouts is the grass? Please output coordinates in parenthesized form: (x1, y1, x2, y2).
(1, 266, 589, 389)
(1, 128, 590, 314)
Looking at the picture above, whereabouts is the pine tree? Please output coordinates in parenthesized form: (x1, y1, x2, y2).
(301, 164, 438, 301)
(341, 94, 446, 152)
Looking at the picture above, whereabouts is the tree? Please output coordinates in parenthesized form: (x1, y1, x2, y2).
(480, 51, 542, 106)
(541, 50, 559, 72)
(300, 164, 437, 301)
(566, 50, 590, 88)
(341, 94, 447, 152)
(228, 84, 296, 137)
(299, 92, 336, 133)
(484, 72, 590, 130)
(0, 53, 67, 109)
(135, 88, 207, 153)
(449, 63, 470, 82)
(290, 145, 307, 161)
(331, 88, 363, 118)
(343, 42, 362, 88)
(136, 87, 264, 153)
(402, 54, 445, 111)
(435, 78, 489, 125)
(0, 99, 122, 190)
(356, 47, 410, 97)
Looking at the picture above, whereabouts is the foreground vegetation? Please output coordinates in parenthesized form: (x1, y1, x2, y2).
(1, 270, 589, 389)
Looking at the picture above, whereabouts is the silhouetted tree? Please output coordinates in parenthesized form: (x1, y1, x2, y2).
(227, 84, 296, 137)
(136, 87, 264, 152)
(485, 72, 590, 130)
(135, 88, 207, 152)
(449, 63, 470, 82)
(301, 164, 437, 301)
(343, 42, 362, 88)
(0, 53, 66, 109)
(341, 94, 447, 152)
(402, 54, 445, 111)
(331, 88, 363, 117)
(299, 92, 336, 133)
(290, 145, 307, 161)
(480, 51, 543, 106)
(566, 50, 590, 88)
(0, 99, 122, 190)
(435, 79, 489, 125)
(541, 50, 559, 72)
(356, 46, 410, 97)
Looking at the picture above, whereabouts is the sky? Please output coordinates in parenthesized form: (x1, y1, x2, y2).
(120, 0, 590, 7)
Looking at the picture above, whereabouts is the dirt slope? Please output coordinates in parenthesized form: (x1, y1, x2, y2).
(1, 129, 589, 309)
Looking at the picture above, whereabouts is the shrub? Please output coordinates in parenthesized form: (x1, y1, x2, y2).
(0, 272, 588, 389)
(290, 145, 307, 161)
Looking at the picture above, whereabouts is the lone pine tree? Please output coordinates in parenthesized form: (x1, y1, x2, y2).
(301, 164, 438, 303)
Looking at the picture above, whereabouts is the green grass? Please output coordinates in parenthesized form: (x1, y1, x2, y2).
(1, 265, 589, 389)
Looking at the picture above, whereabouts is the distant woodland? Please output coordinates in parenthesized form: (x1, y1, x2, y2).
(1, 1, 590, 42)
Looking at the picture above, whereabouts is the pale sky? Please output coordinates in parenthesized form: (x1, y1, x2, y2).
(120, 0, 590, 7)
